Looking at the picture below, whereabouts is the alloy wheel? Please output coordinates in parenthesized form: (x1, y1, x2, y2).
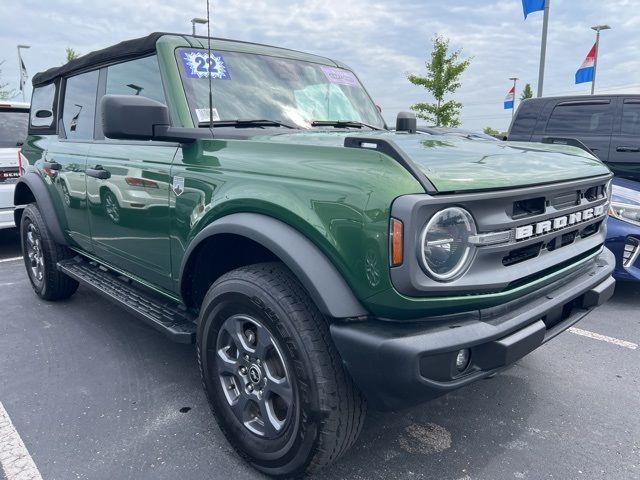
(104, 192, 120, 223)
(25, 222, 44, 285)
(215, 314, 294, 439)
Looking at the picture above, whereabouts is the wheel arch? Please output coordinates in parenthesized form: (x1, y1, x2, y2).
(180, 213, 368, 319)
(14, 173, 68, 245)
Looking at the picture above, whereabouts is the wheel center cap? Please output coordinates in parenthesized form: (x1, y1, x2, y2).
(248, 364, 262, 384)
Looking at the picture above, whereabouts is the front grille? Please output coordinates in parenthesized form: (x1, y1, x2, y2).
(390, 174, 612, 297)
(623, 237, 640, 268)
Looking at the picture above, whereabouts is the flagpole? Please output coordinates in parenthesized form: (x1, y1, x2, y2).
(510, 77, 518, 118)
(590, 25, 611, 95)
(536, 0, 550, 97)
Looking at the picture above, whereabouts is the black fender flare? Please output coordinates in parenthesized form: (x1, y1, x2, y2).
(180, 213, 368, 319)
(14, 172, 68, 245)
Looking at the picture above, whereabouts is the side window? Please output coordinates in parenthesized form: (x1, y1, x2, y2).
(105, 56, 166, 104)
(621, 102, 640, 136)
(30, 83, 57, 130)
(546, 102, 613, 135)
(510, 100, 541, 137)
(62, 70, 99, 140)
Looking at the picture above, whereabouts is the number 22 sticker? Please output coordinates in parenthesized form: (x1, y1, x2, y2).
(181, 49, 231, 80)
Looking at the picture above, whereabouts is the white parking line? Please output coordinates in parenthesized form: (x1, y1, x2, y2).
(568, 327, 638, 350)
(0, 257, 22, 264)
(0, 402, 43, 480)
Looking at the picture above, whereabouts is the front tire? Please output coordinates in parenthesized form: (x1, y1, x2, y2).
(197, 262, 366, 477)
(20, 203, 79, 300)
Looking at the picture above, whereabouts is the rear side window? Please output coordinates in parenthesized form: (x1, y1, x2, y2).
(510, 100, 542, 137)
(546, 101, 613, 135)
(621, 101, 640, 136)
(62, 70, 99, 140)
(30, 83, 57, 130)
(0, 109, 29, 147)
(105, 55, 166, 104)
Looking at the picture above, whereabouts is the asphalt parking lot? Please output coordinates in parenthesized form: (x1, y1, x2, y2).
(0, 227, 638, 480)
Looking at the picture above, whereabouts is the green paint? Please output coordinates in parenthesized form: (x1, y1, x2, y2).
(20, 33, 613, 320)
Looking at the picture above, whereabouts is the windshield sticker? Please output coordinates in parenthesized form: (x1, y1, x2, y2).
(196, 108, 220, 123)
(181, 50, 231, 80)
(320, 66, 359, 87)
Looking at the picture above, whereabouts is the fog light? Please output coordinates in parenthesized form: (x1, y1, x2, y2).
(455, 349, 470, 372)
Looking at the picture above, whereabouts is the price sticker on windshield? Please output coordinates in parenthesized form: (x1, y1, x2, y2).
(320, 66, 359, 87)
(181, 49, 231, 80)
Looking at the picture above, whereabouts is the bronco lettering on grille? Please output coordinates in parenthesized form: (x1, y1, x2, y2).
(514, 205, 606, 241)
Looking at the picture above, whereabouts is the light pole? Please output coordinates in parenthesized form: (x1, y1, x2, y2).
(509, 77, 518, 118)
(191, 17, 208, 35)
(17, 44, 30, 102)
(590, 24, 611, 95)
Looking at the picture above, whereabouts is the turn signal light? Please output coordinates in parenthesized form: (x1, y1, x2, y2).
(390, 218, 404, 267)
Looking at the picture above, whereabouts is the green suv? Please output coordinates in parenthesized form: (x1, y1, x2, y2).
(16, 33, 616, 477)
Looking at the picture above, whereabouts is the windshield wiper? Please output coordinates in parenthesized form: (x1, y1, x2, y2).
(199, 119, 297, 129)
(310, 120, 384, 131)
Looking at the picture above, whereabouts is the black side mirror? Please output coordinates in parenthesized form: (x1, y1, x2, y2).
(101, 95, 213, 143)
(101, 94, 169, 141)
(396, 112, 417, 133)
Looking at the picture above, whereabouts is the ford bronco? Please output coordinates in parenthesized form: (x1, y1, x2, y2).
(15, 33, 615, 477)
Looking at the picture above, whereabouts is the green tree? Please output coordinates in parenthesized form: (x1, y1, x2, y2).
(65, 48, 80, 63)
(0, 60, 17, 100)
(520, 83, 533, 101)
(407, 35, 472, 127)
(483, 126, 500, 136)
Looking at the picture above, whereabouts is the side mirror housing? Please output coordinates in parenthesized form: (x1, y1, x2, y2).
(101, 94, 170, 141)
(396, 111, 417, 133)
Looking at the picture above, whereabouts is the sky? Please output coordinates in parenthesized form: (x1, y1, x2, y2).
(1, 0, 639, 132)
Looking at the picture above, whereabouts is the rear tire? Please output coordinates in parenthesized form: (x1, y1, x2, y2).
(197, 262, 366, 478)
(20, 203, 79, 300)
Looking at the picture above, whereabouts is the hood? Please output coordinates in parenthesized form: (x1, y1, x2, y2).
(0, 147, 19, 169)
(258, 131, 611, 193)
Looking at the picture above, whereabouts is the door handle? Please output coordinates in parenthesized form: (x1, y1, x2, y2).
(43, 161, 61, 171)
(86, 165, 111, 179)
(616, 146, 640, 153)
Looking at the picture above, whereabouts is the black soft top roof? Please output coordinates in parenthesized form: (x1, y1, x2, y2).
(32, 32, 168, 87)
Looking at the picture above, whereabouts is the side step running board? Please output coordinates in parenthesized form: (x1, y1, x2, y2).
(57, 257, 196, 344)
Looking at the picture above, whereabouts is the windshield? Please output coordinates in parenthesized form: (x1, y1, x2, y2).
(176, 48, 385, 130)
(0, 110, 29, 148)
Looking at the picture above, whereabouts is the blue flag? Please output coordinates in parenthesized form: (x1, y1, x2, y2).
(522, 0, 545, 18)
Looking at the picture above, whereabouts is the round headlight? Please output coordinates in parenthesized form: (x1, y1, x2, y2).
(419, 207, 477, 281)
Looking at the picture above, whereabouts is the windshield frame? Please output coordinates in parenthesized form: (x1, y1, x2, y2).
(173, 46, 387, 131)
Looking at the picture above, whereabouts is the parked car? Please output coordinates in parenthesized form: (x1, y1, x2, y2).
(508, 94, 640, 281)
(16, 33, 615, 477)
(0, 101, 29, 229)
(608, 177, 640, 281)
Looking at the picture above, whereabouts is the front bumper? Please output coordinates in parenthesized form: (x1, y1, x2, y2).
(331, 248, 616, 411)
